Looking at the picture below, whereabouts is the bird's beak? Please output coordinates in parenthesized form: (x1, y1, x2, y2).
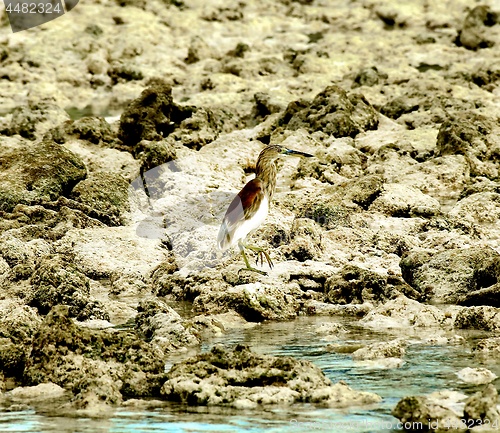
(285, 149, 314, 158)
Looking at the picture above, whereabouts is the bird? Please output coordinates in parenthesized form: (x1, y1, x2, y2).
(217, 144, 313, 275)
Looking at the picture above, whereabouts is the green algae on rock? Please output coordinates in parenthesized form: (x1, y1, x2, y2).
(27, 255, 108, 321)
(46, 116, 116, 146)
(70, 172, 130, 226)
(0, 301, 42, 384)
(23, 305, 167, 409)
(0, 138, 87, 213)
(4, 99, 70, 141)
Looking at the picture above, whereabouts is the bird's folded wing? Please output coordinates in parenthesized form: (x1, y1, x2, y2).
(217, 179, 263, 250)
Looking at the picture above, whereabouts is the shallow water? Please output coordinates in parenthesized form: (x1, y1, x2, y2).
(2, 316, 499, 433)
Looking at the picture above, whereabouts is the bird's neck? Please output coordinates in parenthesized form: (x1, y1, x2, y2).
(255, 157, 277, 199)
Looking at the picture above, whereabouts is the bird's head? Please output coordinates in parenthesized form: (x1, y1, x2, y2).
(260, 144, 314, 160)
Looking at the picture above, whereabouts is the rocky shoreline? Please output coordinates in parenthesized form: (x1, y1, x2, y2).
(1, 0, 500, 429)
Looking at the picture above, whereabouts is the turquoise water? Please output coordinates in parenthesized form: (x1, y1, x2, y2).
(2, 316, 498, 433)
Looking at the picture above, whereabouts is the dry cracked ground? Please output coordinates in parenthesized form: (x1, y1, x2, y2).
(0, 0, 500, 428)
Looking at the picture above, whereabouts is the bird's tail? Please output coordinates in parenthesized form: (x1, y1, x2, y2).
(217, 222, 230, 251)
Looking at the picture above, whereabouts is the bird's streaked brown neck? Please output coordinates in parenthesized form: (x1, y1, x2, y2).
(255, 152, 278, 199)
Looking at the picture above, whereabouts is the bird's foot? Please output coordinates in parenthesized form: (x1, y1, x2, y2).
(238, 266, 267, 276)
(239, 244, 271, 275)
(255, 250, 274, 270)
(245, 245, 274, 270)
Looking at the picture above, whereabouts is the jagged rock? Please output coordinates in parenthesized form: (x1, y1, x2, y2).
(436, 113, 500, 179)
(27, 255, 108, 320)
(325, 265, 418, 305)
(281, 218, 322, 262)
(304, 300, 372, 317)
(313, 322, 347, 339)
(457, 6, 498, 50)
(472, 60, 500, 89)
(0, 300, 41, 344)
(250, 92, 285, 124)
(472, 337, 500, 356)
(352, 338, 406, 361)
(287, 264, 331, 294)
(392, 394, 466, 431)
(369, 183, 440, 217)
(70, 172, 130, 226)
(24, 306, 167, 406)
(460, 177, 500, 196)
(276, 85, 379, 138)
(360, 296, 448, 329)
(3, 99, 70, 140)
(166, 106, 233, 150)
(118, 84, 227, 151)
(222, 56, 292, 79)
(149, 257, 180, 295)
(135, 299, 199, 352)
(298, 197, 353, 230)
(294, 138, 367, 184)
(448, 192, 500, 227)
(47, 116, 115, 146)
(0, 138, 87, 213)
(0, 201, 105, 242)
(380, 96, 420, 120)
(107, 60, 143, 85)
(192, 281, 301, 322)
(342, 174, 384, 209)
(7, 382, 66, 402)
(161, 344, 381, 408)
(187, 311, 255, 337)
(0, 232, 52, 280)
(352, 66, 387, 88)
(0, 337, 26, 379)
(464, 384, 500, 427)
(132, 139, 177, 172)
(400, 246, 500, 303)
(456, 367, 497, 385)
(457, 283, 500, 307)
(185, 36, 215, 64)
(118, 83, 182, 147)
(454, 306, 500, 331)
(54, 226, 166, 282)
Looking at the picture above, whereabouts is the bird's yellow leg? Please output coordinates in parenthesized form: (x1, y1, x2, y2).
(244, 244, 274, 270)
(238, 243, 267, 275)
